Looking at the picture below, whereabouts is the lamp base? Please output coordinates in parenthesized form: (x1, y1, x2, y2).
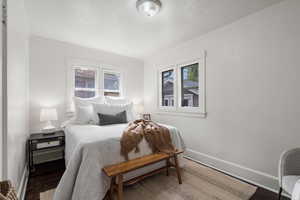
(41, 121, 56, 133)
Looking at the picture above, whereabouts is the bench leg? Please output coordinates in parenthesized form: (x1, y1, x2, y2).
(117, 174, 123, 200)
(109, 177, 116, 200)
(166, 158, 170, 176)
(174, 154, 182, 184)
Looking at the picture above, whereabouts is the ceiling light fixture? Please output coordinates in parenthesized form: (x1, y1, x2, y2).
(136, 0, 162, 17)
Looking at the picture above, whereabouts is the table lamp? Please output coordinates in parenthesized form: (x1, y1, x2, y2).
(134, 103, 145, 119)
(40, 108, 58, 132)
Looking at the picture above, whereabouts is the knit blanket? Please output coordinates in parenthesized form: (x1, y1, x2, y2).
(121, 119, 176, 160)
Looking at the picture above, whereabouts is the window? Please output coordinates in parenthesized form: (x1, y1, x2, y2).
(74, 67, 98, 98)
(67, 60, 124, 114)
(161, 69, 175, 107)
(103, 71, 121, 97)
(69, 63, 123, 101)
(159, 67, 176, 109)
(158, 53, 206, 116)
(178, 61, 203, 113)
(180, 63, 199, 107)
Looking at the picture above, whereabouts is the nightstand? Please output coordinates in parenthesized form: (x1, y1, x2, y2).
(28, 130, 65, 173)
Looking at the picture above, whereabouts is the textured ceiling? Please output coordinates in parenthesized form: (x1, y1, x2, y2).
(26, 0, 284, 59)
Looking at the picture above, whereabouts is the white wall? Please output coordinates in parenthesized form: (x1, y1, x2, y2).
(29, 36, 144, 132)
(144, 0, 300, 191)
(6, 0, 29, 190)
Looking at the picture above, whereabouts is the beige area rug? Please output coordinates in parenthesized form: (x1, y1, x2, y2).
(40, 159, 257, 200)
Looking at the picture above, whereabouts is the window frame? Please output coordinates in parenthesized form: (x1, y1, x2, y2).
(157, 52, 206, 116)
(158, 66, 177, 111)
(102, 69, 123, 97)
(66, 59, 124, 114)
(177, 59, 203, 113)
(72, 65, 100, 99)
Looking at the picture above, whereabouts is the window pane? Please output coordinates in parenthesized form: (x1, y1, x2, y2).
(104, 73, 120, 91)
(75, 90, 96, 98)
(75, 68, 96, 89)
(181, 63, 199, 107)
(162, 69, 174, 106)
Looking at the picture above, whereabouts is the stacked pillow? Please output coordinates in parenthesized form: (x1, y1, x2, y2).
(98, 111, 127, 126)
(92, 102, 134, 124)
(73, 96, 135, 125)
(73, 96, 104, 124)
(104, 96, 130, 105)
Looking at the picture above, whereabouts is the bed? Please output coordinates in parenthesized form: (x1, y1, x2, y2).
(53, 122, 185, 200)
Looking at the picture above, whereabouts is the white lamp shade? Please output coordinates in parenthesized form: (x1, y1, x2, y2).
(135, 103, 145, 114)
(40, 108, 58, 122)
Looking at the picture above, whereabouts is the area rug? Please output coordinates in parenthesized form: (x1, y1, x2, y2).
(40, 159, 257, 200)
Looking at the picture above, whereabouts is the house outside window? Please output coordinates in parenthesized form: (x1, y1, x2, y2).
(103, 71, 121, 97)
(162, 69, 175, 106)
(180, 63, 199, 107)
(74, 67, 98, 98)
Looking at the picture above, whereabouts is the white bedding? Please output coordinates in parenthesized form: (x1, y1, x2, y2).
(54, 123, 185, 200)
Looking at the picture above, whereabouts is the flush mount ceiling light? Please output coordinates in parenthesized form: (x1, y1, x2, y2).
(136, 0, 162, 17)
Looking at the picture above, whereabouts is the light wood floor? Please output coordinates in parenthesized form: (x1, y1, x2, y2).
(26, 159, 288, 200)
(40, 159, 256, 200)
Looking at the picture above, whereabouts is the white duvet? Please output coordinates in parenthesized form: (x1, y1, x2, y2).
(54, 123, 185, 200)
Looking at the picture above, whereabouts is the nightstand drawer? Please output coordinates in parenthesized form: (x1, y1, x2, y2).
(32, 147, 64, 164)
(31, 137, 64, 150)
(37, 141, 60, 149)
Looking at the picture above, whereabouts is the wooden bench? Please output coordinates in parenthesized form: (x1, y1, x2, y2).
(103, 150, 183, 200)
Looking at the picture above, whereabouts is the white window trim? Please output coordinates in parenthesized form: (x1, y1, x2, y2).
(66, 59, 124, 114)
(158, 66, 177, 111)
(102, 69, 123, 97)
(157, 51, 207, 117)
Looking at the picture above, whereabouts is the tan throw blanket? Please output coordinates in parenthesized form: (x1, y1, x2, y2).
(121, 120, 176, 160)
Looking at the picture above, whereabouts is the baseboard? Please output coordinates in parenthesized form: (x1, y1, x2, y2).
(17, 166, 29, 200)
(184, 148, 290, 198)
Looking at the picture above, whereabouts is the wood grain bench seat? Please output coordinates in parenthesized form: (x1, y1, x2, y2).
(103, 150, 184, 200)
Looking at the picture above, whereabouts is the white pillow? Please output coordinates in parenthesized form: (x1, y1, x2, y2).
(73, 96, 104, 124)
(74, 106, 94, 124)
(92, 103, 134, 124)
(74, 96, 104, 107)
(104, 96, 130, 105)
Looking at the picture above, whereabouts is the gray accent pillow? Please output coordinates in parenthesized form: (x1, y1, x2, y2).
(97, 111, 127, 126)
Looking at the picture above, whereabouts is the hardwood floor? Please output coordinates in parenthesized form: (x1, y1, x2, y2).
(250, 187, 287, 200)
(26, 160, 65, 200)
(25, 159, 288, 200)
